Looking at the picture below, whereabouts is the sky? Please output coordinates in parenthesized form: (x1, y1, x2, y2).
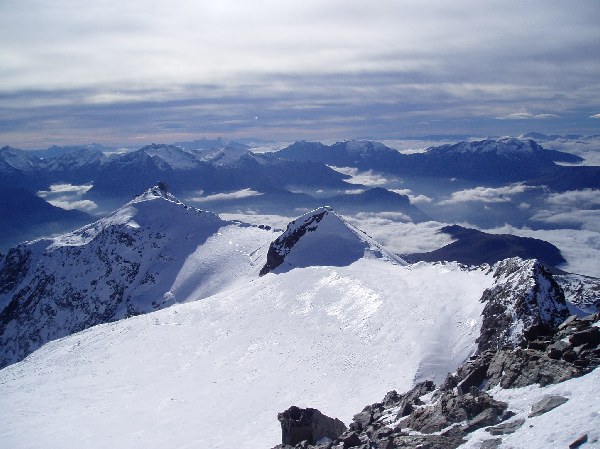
(1, 0, 600, 149)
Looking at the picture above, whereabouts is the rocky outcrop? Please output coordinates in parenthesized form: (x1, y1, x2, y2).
(260, 208, 330, 275)
(276, 406, 346, 446)
(477, 258, 570, 353)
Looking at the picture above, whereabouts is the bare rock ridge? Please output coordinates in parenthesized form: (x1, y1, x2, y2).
(260, 206, 405, 275)
(270, 259, 600, 449)
(477, 257, 570, 353)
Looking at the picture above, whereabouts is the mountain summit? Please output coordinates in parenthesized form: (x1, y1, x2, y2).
(260, 206, 405, 275)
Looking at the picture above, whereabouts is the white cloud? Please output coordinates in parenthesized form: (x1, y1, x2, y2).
(37, 183, 93, 197)
(531, 189, 600, 232)
(47, 198, 98, 212)
(438, 183, 533, 205)
(590, 114, 600, 119)
(187, 188, 263, 202)
(37, 183, 97, 212)
(488, 224, 600, 277)
(345, 212, 452, 254)
(495, 112, 560, 120)
(390, 188, 432, 204)
(328, 166, 396, 186)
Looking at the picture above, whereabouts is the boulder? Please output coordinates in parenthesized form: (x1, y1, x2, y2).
(278, 406, 347, 446)
(529, 395, 569, 417)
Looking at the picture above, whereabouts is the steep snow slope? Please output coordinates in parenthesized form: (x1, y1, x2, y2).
(0, 187, 276, 367)
(0, 258, 495, 449)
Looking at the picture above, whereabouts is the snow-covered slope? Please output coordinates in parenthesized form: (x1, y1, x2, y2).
(0, 186, 276, 367)
(0, 258, 495, 449)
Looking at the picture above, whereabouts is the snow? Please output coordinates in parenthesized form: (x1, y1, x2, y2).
(142, 145, 200, 170)
(270, 207, 405, 273)
(458, 367, 600, 448)
(0, 259, 494, 449)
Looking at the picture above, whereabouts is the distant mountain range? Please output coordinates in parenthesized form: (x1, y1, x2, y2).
(275, 138, 599, 189)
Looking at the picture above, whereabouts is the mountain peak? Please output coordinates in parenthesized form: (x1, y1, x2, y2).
(260, 207, 404, 275)
(477, 257, 570, 352)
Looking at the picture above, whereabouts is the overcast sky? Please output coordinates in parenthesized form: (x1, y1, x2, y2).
(1, 0, 599, 148)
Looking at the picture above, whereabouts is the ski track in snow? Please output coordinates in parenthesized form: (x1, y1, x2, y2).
(0, 259, 493, 449)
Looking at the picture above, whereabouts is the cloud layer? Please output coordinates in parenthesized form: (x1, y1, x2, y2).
(1, 1, 600, 146)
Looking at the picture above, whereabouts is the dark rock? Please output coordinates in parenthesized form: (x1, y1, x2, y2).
(486, 348, 579, 388)
(529, 395, 569, 417)
(569, 434, 588, 449)
(480, 438, 503, 449)
(570, 327, 600, 347)
(389, 433, 465, 449)
(349, 411, 372, 432)
(337, 431, 361, 448)
(278, 406, 347, 446)
(486, 418, 526, 435)
(404, 390, 507, 434)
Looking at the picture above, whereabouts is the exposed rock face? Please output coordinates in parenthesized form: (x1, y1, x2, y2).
(277, 406, 346, 446)
(261, 208, 330, 275)
(477, 258, 570, 353)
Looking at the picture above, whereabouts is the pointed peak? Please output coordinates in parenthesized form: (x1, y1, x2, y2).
(130, 184, 182, 205)
(260, 206, 404, 275)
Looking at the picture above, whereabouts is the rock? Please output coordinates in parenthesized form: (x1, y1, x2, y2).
(349, 411, 372, 432)
(486, 418, 526, 435)
(337, 431, 361, 448)
(570, 327, 600, 347)
(477, 258, 569, 353)
(529, 395, 569, 417)
(486, 348, 579, 388)
(480, 438, 503, 449)
(278, 406, 347, 446)
(569, 434, 588, 449)
(389, 433, 465, 449)
(404, 390, 507, 434)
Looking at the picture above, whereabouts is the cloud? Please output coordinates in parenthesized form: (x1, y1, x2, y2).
(495, 112, 560, 120)
(37, 183, 97, 212)
(345, 212, 453, 254)
(187, 188, 263, 202)
(47, 198, 98, 212)
(590, 114, 600, 119)
(2, 2, 600, 146)
(438, 183, 533, 205)
(390, 188, 433, 204)
(328, 167, 396, 186)
(37, 183, 93, 196)
(488, 224, 600, 277)
(531, 189, 600, 232)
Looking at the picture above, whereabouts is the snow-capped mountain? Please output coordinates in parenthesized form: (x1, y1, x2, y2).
(0, 187, 583, 448)
(260, 206, 405, 275)
(0, 186, 277, 368)
(275, 138, 594, 185)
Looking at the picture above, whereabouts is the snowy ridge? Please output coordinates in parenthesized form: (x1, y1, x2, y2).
(260, 206, 406, 275)
(0, 186, 276, 368)
(428, 138, 545, 156)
